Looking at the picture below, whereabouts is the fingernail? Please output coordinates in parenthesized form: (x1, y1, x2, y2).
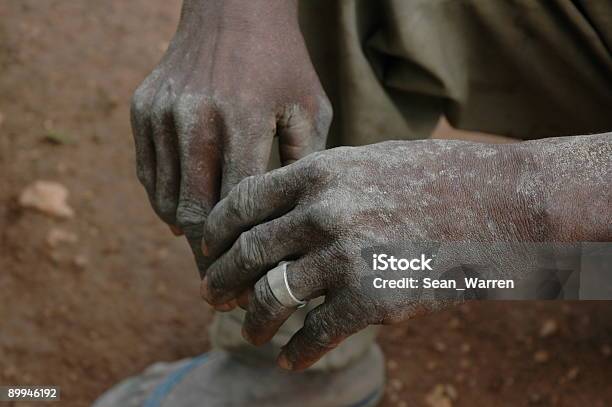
(237, 290, 250, 309)
(169, 225, 183, 236)
(214, 302, 235, 312)
(202, 242, 209, 257)
(277, 353, 293, 370)
(200, 277, 209, 301)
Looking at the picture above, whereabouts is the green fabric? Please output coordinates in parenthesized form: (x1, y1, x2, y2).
(300, 0, 612, 145)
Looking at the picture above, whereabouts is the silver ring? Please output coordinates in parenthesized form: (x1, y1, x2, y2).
(267, 261, 307, 308)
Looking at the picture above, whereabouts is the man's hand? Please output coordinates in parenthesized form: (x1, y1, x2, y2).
(130, 0, 332, 274)
(201, 135, 611, 370)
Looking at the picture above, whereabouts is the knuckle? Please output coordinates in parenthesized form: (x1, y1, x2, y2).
(323, 202, 351, 227)
(304, 152, 335, 182)
(236, 231, 265, 273)
(176, 199, 206, 231)
(172, 94, 200, 124)
(315, 95, 333, 133)
(303, 203, 326, 229)
(252, 278, 282, 317)
(303, 203, 329, 232)
(136, 164, 153, 188)
(131, 84, 152, 115)
(172, 93, 193, 111)
(303, 310, 336, 348)
(304, 203, 347, 235)
(208, 270, 227, 301)
(150, 98, 171, 127)
(154, 198, 177, 223)
(228, 176, 258, 219)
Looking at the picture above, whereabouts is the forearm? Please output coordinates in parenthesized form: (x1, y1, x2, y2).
(518, 133, 611, 241)
(179, 0, 299, 33)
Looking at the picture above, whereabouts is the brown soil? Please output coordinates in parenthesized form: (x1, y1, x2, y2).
(0, 1, 610, 406)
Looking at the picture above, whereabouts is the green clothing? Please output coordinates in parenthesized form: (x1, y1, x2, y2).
(301, 0, 612, 146)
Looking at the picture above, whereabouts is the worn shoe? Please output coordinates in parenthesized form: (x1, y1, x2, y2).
(92, 345, 385, 407)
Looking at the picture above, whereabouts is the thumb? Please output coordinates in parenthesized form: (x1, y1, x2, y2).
(277, 97, 332, 165)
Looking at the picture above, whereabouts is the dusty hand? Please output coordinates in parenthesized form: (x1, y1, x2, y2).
(201, 139, 559, 369)
(130, 0, 331, 274)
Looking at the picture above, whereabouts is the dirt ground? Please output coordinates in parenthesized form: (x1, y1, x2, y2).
(0, 1, 610, 406)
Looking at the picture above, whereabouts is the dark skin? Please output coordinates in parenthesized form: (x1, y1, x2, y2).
(132, 1, 612, 371)
(131, 0, 330, 272)
(201, 135, 611, 370)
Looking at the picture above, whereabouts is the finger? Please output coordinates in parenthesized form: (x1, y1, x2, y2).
(236, 289, 252, 310)
(204, 167, 299, 258)
(241, 275, 293, 346)
(169, 225, 184, 236)
(277, 295, 369, 371)
(150, 88, 181, 225)
(220, 114, 275, 198)
(241, 257, 327, 346)
(277, 95, 332, 165)
(213, 299, 237, 312)
(202, 214, 306, 305)
(173, 104, 222, 277)
(131, 44, 189, 217)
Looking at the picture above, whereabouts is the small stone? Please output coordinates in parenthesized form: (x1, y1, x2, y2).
(459, 358, 472, 369)
(539, 319, 558, 338)
(73, 255, 89, 269)
(566, 367, 579, 381)
(445, 385, 458, 400)
(425, 384, 456, 407)
(156, 282, 168, 295)
(529, 393, 543, 404)
(434, 341, 447, 352)
(19, 181, 74, 218)
(390, 379, 403, 391)
(46, 228, 78, 248)
(534, 350, 549, 364)
(460, 343, 471, 353)
(448, 317, 461, 329)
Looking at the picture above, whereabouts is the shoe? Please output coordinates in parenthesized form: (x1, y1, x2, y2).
(92, 345, 385, 407)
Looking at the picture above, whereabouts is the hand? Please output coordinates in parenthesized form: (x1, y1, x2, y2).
(130, 0, 332, 274)
(201, 139, 559, 370)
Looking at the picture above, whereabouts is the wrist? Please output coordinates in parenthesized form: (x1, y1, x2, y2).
(521, 135, 611, 242)
(182, 0, 299, 32)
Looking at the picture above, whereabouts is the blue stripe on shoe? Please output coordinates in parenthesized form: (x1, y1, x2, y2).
(347, 387, 383, 407)
(143, 354, 210, 407)
(143, 352, 383, 407)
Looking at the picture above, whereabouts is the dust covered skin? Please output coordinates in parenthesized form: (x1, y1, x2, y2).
(130, 0, 331, 274)
(201, 134, 611, 370)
